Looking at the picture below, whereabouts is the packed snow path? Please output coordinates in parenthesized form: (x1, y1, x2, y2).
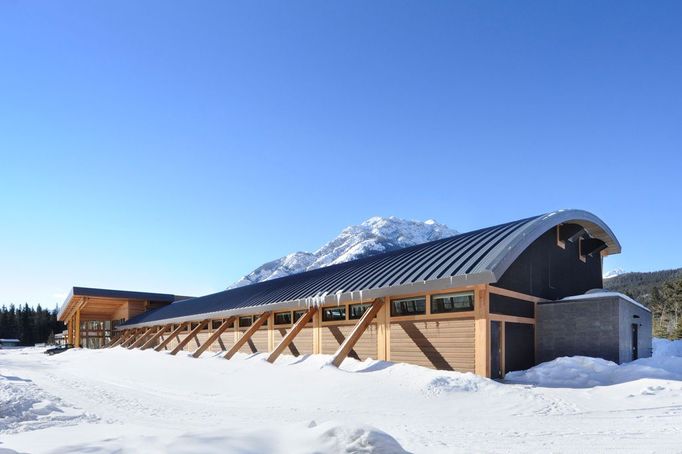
(1, 343, 682, 453)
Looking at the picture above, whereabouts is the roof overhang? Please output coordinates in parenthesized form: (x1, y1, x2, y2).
(57, 287, 180, 322)
(118, 271, 494, 329)
(486, 209, 621, 282)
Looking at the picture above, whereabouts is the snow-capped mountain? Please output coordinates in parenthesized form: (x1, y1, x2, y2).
(603, 268, 626, 279)
(229, 216, 458, 288)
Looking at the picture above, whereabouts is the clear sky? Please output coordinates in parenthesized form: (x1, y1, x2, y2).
(1, 1, 680, 308)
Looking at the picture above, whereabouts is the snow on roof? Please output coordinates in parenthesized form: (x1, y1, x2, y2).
(560, 291, 650, 312)
(0, 338, 21, 342)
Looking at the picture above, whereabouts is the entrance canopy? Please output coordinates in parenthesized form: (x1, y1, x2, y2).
(58, 287, 189, 324)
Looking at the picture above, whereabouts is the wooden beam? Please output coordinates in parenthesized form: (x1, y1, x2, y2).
(112, 330, 135, 348)
(128, 327, 155, 349)
(330, 300, 384, 368)
(488, 285, 550, 304)
(169, 321, 208, 355)
(105, 331, 126, 348)
(121, 329, 141, 348)
(140, 325, 170, 350)
(192, 317, 235, 358)
(154, 323, 189, 352)
(224, 312, 271, 359)
(266, 308, 317, 363)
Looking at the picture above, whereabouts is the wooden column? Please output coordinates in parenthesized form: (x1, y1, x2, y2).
(331, 299, 384, 368)
(266, 307, 317, 363)
(224, 312, 271, 359)
(474, 285, 490, 377)
(192, 317, 235, 358)
(75, 309, 81, 348)
(154, 323, 189, 352)
(312, 308, 321, 354)
(129, 327, 155, 349)
(140, 325, 170, 350)
(170, 321, 208, 355)
(376, 298, 389, 361)
(267, 313, 275, 352)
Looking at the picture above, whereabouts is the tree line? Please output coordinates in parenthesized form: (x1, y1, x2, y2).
(0, 304, 65, 345)
(605, 268, 682, 339)
(648, 278, 682, 339)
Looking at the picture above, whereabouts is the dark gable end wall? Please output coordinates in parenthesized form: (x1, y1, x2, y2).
(493, 225, 603, 300)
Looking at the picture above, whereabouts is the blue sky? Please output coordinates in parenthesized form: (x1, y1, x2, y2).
(0, 1, 680, 308)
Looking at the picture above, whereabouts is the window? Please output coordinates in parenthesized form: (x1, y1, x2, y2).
(190, 323, 199, 330)
(274, 312, 292, 325)
(391, 297, 426, 316)
(239, 316, 252, 327)
(349, 303, 372, 320)
(431, 292, 474, 314)
(322, 306, 346, 321)
(211, 320, 222, 330)
(293, 310, 307, 323)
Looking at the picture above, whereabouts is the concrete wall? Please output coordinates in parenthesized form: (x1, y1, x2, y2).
(536, 294, 652, 364)
(536, 297, 620, 363)
(618, 299, 653, 362)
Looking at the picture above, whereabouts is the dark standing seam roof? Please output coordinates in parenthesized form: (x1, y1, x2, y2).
(121, 209, 621, 328)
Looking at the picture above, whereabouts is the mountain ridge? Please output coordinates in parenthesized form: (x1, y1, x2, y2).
(229, 216, 457, 288)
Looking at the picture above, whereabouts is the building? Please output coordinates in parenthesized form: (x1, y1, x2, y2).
(536, 292, 652, 363)
(0, 338, 21, 348)
(57, 209, 652, 378)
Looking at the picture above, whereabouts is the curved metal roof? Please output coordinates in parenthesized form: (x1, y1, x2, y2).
(122, 209, 620, 328)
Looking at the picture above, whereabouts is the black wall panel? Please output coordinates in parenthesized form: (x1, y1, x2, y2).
(493, 225, 603, 300)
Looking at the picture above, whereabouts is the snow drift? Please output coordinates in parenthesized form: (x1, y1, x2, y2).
(506, 338, 682, 388)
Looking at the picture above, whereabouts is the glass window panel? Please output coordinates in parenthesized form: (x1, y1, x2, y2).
(390, 297, 426, 316)
(239, 316, 253, 327)
(322, 307, 346, 321)
(430, 292, 475, 314)
(274, 312, 292, 325)
(349, 303, 372, 320)
(293, 310, 307, 323)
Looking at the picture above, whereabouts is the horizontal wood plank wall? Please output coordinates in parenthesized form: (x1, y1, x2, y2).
(237, 326, 269, 354)
(211, 329, 236, 352)
(390, 318, 475, 372)
(321, 323, 378, 360)
(273, 325, 314, 356)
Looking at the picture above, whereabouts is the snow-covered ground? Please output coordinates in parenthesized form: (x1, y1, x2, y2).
(2, 341, 682, 453)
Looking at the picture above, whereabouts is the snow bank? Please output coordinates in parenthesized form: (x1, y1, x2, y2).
(0, 372, 94, 434)
(44, 421, 408, 454)
(653, 337, 682, 358)
(506, 338, 682, 387)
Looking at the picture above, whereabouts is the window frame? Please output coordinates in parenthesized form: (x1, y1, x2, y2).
(322, 306, 347, 322)
(238, 316, 253, 328)
(293, 310, 307, 323)
(348, 303, 372, 320)
(390, 296, 427, 317)
(274, 311, 292, 326)
(430, 291, 475, 314)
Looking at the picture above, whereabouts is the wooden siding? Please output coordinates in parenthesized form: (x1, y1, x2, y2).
(210, 330, 236, 352)
(321, 323, 378, 360)
(237, 327, 268, 354)
(273, 326, 314, 356)
(390, 318, 475, 372)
